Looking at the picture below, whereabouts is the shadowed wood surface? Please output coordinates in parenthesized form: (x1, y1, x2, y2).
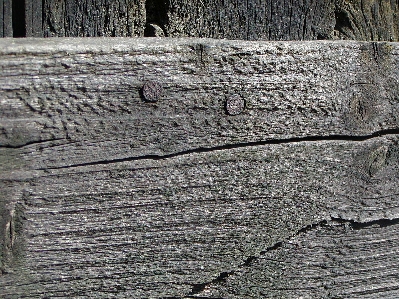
(1, 38, 399, 298)
(2, 0, 399, 41)
(36, 0, 399, 41)
(0, 0, 12, 37)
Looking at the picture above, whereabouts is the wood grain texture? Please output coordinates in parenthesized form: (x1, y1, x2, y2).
(35, 0, 399, 41)
(0, 0, 12, 37)
(1, 38, 399, 298)
(194, 218, 399, 299)
(43, 0, 146, 37)
(334, 0, 399, 41)
(1, 38, 399, 170)
(25, 0, 43, 37)
(165, 0, 336, 40)
(1, 136, 399, 298)
(166, 0, 399, 41)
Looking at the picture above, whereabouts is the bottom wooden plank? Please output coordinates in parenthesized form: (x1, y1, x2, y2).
(1, 135, 399, 298)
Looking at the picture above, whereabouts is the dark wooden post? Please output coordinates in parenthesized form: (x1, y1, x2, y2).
(0, 0, 13, 37)
(42, 0, 146, 37)
(25, 0, 43, 37)
(1, 0, 399, 40)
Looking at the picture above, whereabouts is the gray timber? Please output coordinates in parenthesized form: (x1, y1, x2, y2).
(0, 38, 399, 298)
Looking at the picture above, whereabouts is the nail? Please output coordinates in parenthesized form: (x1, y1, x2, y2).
(225, 94, 245, 115)
(142, 80, 163, 102)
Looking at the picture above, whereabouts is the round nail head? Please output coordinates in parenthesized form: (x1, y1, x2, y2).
(142, 81, 163, 102)
(226, 95, 245, 115)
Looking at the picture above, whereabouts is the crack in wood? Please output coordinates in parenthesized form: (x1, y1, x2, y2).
(185, 216, 399, 298)
(331, 216, 399, 230)
(34, 128, 399, 170)
(185, 219, 326, 297)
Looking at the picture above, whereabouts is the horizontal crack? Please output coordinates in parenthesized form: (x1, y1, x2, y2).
(331, 216, 399, 229)
(39, 128, 399, 170)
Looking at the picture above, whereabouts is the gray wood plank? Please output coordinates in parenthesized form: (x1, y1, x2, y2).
(165, 0, 336, 40)
(37, 1, 399, 41)
(1, 38, 399, 170)
(178, 0, 398, 41)
(1, 135, 399, 298)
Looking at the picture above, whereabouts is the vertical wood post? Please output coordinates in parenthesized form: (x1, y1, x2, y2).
(25, 0, 42, 37)
(1, 0, 13, 37)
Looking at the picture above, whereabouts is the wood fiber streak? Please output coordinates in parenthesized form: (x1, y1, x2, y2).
(334, 0, 399, 41)
(198, 220, 399, 299)
(25, 0, 43, 37)
(43, 0, 146, 37)
(0, 0, 12, 37)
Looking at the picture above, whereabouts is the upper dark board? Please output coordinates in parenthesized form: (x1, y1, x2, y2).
(2, 0, 399, 41)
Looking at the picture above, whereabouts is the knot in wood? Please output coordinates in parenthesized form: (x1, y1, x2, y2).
(225, 94, 245, 115)
(142, 81, 163, 102)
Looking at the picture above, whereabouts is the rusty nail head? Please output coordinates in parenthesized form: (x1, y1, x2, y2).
(225, 94, 245, 115)
(142, 80, 163, 102)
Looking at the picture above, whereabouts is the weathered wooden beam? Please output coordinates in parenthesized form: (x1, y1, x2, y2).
(165, 0, 399, 41)
(1, 38, 399, 298)
(2, 136, 399, 298)
(1, 38, 399, 170)
(2, 0, 398, 40)
(165, 0, 335, 40)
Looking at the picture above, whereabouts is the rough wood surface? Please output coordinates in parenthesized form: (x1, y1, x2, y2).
(165, 0, 399, 41)
(25, 0, 43, 37)
(2, 0, 399, 40)
(165, 0, 335, 40)
(0, 0, 13, 37)
(40, 0, 399, 40)
(1, 38, 399, 169)
(195, 218, 399, 299)
(1, 38, 399, 298)
(43, 0, 146, 37)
